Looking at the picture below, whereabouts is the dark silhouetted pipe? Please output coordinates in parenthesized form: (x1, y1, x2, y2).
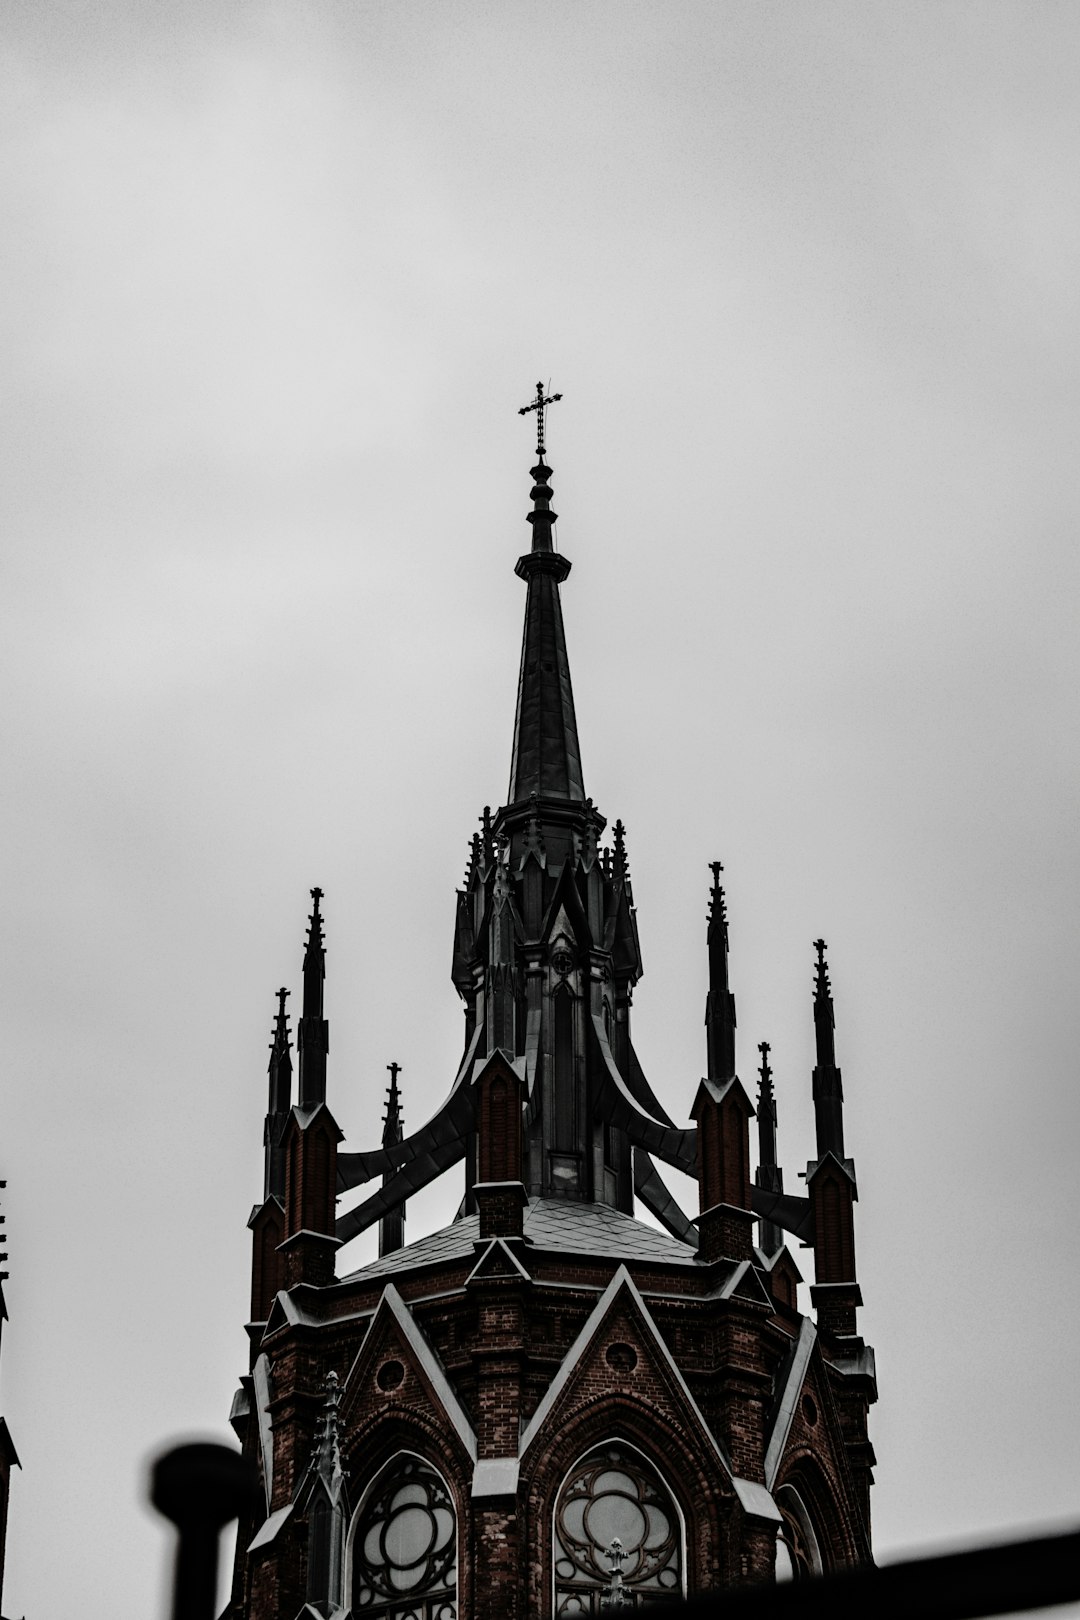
(151, 1442, 259, 1620)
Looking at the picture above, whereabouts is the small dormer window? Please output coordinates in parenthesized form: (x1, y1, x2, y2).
(551, 936, 574, 978)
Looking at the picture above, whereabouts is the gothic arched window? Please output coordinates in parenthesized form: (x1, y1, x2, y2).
(553, 1443, 683, 1614)
(348, 1454, 457, 1618)
(774, 1483, 823, 1582)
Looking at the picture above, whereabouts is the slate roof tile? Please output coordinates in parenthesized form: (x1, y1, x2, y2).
(339, 1197, 699, 1285)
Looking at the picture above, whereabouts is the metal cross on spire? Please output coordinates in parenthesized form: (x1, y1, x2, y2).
(518, 379, 562, 457)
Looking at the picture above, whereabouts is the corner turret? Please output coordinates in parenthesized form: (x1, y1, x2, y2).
(281, 891, 342, 1289)
(806, 940, 860, 1331)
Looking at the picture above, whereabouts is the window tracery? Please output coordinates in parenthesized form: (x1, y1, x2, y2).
(774, 1483, 823, 1582)
(349, 1454, 457, 1619)
(553, 1444, 682, 1614)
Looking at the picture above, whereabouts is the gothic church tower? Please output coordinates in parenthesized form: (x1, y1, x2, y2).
(227, 393, 877, 1618)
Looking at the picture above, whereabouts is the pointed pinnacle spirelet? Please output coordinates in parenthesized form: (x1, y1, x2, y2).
(383, 1062, 404, 1150)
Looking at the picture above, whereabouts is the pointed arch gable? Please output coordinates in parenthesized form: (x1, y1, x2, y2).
(772, 1364, 868, 1568)
(340, 1283, 477, 1466)
(519, 1265, 727, 1477)
(538, 860, 594, 955)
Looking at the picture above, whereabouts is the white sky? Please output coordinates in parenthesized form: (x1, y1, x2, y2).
(2, 4, 1079, 1615)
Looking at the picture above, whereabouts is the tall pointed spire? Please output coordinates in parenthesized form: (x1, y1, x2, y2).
(298, 888, 328, 1108)
(754, 1040, 784, 1257)
(508, 383, 585, 808)
(268, 988, 292, 1115)
(704, 862, 737, 1083)
(264, 987, 292, 1201)
(812, 938, 845, 1159)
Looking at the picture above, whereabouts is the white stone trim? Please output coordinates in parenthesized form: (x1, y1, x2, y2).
(731, 1476, 782, 1524)
(247, 1501, 293, 1552)
(465, 1237, 532, 1287)
(764, 1314, 817, 1488)
(252, 1352, 275, 1510)
(471, 1457, 521, 1498)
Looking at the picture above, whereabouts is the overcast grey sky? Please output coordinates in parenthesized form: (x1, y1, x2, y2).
(2, 4, 1079, 1615)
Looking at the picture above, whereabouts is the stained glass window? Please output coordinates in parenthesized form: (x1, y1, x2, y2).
(553, 1444, 682, 1614)
(350, 1454, 457, 1619)
(774, 1484, 823, 1581)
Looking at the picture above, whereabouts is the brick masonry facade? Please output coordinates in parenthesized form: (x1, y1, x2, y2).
(228, 1212, 874, 1617)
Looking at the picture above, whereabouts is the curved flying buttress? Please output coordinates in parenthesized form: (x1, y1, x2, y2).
(633, 1149, 699, 1248)
(335, 1134, 468, 1247)
(335, 1024, 482, 1193)
(589, 1014, 697, 1174)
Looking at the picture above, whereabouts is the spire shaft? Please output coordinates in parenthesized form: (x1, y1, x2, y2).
(507, 451, 585, 806)
(705, 863, 737, 1083)
(298, 888, 328, 1107)
(264, 987, 292, 1201)
(812, 939, 845, 1159)
(379, 1063, 405, 1258)
(754, 1040, 784, 1257)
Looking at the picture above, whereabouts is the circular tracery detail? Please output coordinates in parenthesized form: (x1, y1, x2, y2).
(376, 1359, 405, 1392)
(554, 1445, 682, 1614)
(351, 1456, 457, 1618)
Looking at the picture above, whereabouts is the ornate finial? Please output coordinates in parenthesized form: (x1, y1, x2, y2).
(601, 1540, 630, 1610)
(480, 806, 495, 865)
(312, 1368, 345, 1485)
(814, 938, 831, 1000)
(518, 379, 562, 458)
(383, 1063, 403, 1148)
(269, 987, 292, 1052)
(708, 860, 729, 935)
(305, 888, 325, 957)
(758, 1039, 773, 1097)
(579, 799, 599, 871)
(612, 820, 628, 882)
(521, 792, 547, 867)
